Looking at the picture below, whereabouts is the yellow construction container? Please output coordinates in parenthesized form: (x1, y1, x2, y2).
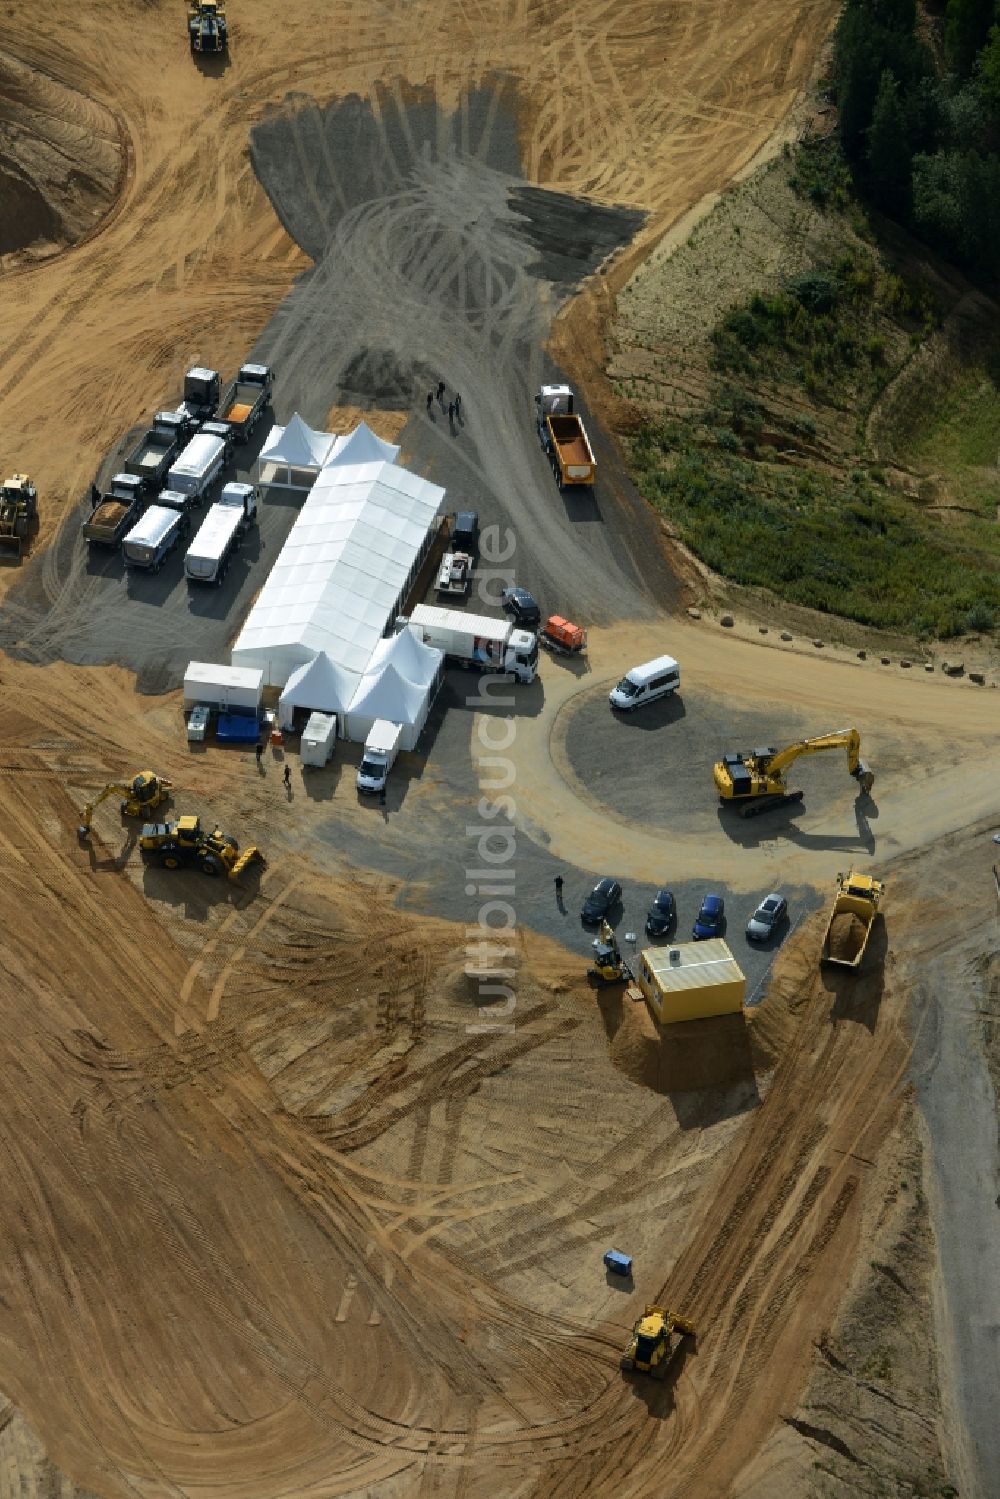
(636, 939, 746, 1024)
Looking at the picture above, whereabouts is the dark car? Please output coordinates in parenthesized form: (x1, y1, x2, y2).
(581, 877, 622, 924)
(645, 888, 676, 938)
(746, 892, 788, 941)
(452, 510, 479, 554)
(501, 585, 541, 630)
(693, 893, 725, 940)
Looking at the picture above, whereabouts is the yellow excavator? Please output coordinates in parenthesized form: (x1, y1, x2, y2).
(621, 1305, 696, 1377)
(713, 728, 874, 818)
(78, 771, 172, 839)
(138, 815, 264, 880)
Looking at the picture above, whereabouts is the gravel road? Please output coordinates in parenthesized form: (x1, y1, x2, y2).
(1, 77, 675, 687)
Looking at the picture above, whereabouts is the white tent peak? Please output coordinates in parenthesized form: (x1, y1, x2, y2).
(278, 651, 359, 722)
(260, 412, 334, 469)
(348, 660, 427, 721)
(370, 623, 442, 687)
(325, 421, 401, 469)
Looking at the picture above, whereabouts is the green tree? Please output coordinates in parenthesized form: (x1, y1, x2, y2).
(945, 0, 995, 78)
(975, 22, 1000, 125)
(868, 71, 913, 213)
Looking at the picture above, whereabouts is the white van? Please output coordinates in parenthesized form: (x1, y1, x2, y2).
(609, 654, 681, 711)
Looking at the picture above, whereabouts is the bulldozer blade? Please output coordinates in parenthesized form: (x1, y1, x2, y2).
(229, 845, 265, 880)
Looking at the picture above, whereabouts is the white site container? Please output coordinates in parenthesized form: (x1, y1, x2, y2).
(300, 712, 338, 767)
(182, 661, 263, 714)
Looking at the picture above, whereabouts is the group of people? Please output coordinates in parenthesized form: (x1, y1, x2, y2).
(426, 382, 462, 424)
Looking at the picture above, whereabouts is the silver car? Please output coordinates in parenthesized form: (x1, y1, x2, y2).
(746, 893, 787, 941)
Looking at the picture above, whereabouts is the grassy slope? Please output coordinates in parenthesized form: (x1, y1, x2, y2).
(609, 135, 1000, 639)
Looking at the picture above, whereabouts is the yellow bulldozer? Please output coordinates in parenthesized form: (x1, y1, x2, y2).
(0, 473, 38, 560)
(138, 815, 264, 880)
(621, 1304, 696, 1377)
(713, 727, 874, 818)
(78, 771, 172, 839)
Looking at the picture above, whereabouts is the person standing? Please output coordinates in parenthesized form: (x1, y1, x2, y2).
(426, 390, 433, 414)
(255, 741, 265, 772)
(554, 874, 564, 897)
(436, 380, 446, 403)
(447, 400, 455, 424)
(454, 392, 462, 417)
(283, 764, 291, 791)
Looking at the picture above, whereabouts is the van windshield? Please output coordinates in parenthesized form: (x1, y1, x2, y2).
(359, 759, 381, 777)
(615, 677, 639, 696)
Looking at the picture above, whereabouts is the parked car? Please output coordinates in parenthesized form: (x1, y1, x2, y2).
(501, 585, 541, 630)
(645, 888, 676, 938)
(746, 892, 787, 941)
(693, 893, 725, 940)
(451, 509, 479, 554)
(581, 877, 622, 925)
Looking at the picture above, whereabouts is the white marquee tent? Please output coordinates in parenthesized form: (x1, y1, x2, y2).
(325, 422, 400, 469)
(257, 413, 336, 490)
(277, 650, 360, 729)
(232, 458, 444, 687)
(343, 626, 444, 748)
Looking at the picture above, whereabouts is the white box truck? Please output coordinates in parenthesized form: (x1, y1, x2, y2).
(357, 720, 401, 793)
(164, 431, 229, 507)
(184, 482, 258, 584)
(407, 604, 538, 683)
(122, 504, 190, 571)
(301, 712, 338, 767)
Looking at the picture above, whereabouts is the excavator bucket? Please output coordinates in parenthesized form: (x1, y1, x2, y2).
(854, 760, 875, 795)
(229, 845, 265, 880)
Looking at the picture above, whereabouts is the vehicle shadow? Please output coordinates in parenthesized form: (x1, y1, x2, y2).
(825, 916, 887, 1034)
(445, 668, 545, 719)
(716, 796, 877, 853)
(541, 647, 592, 678)
(192, 47, 232, 78)
(623, 1335, 696, 1418)
(141, 860, 262, 917)
(611, 694, 686, 730)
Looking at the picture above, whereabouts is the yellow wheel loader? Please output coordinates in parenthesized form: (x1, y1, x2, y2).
(138, 815, 264, 880)
(620, 1305, 695, 1377)
(78, 771, 172, 839)
(0, 473, 38, 560)
(713, 728, 874, 818)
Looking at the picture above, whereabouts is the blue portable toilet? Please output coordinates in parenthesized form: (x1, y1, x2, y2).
(604, 1248, 633, 1277)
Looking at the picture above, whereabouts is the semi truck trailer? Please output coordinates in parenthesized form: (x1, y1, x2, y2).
(82, 473, 145, 546)
(406, 604, 538, 683)
(163, 431, 230, 508)
(535, 384, 596, 488)
(122, 505, 190, 572)
(124, 411, 195, 494)
(217, 364, 273, 442)
(184, 482, 258, 584)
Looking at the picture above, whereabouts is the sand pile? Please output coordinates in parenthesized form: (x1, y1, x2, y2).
(609, 992, 758, 1096)
(0, 50, 123, 262)
(827, 912, 866, 961)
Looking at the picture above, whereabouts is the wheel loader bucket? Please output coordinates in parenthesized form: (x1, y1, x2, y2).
(229, 845, 265, 880)
(671, 1312, 696, 1336)
(0, 531, 23, 560)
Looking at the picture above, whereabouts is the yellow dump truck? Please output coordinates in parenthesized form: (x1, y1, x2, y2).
(821, 870, 884, 969)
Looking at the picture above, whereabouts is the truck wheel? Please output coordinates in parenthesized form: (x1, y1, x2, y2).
(161, 853, 181, 870)
(201, 856, 222, 877)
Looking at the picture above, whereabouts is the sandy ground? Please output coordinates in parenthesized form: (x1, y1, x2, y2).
(2, 1, 991, 1496)
(0, 657, 955, 1499)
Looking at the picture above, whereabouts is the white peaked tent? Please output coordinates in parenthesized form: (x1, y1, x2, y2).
(277, 651, 360, 729)
(344, 655, 437, 750)
(325, 421, 400, 468)
(257, 413, 335, 489)
(367, 623, 443, 692)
